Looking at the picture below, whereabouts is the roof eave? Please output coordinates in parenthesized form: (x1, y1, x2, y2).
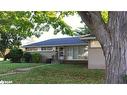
(80, 37, 96, 40)
(23, 43, 87, 48)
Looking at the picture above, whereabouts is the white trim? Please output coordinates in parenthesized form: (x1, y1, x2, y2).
(80, 37, 96, 40)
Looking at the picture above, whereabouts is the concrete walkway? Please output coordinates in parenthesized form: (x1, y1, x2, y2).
(0, 64, 53, 77)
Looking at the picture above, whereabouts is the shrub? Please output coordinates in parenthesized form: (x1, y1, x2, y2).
(4, 52, 11, 60)
(31, 52, 41, 63)
(23, 52, 32, 63)
(9, 48, 23, 63)
(0, 53, 3, 58)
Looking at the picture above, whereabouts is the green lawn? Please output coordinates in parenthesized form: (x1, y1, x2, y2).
(0, 63, 105, 84)
(0, 61, 42, 74)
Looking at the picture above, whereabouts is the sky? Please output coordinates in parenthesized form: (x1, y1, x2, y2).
(21, 14, 84, 45)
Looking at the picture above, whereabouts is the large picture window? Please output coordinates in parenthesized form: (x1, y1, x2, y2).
(66, 47, 73, 60)
(66, 46, 88, 60)
(73, 47, 78, 59)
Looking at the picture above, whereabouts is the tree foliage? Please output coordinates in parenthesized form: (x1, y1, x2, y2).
(9, 48, 23, 63)
(0, 31, 24, 57)
(101, 11, 108, 23)
(0, 11, 76, 57)
(0, 12, 34, 37)
(32, 11, 75, 36)
(0, 31, 10, 57)
(74, 25, 91, 36)
(0, 11, 76, 39)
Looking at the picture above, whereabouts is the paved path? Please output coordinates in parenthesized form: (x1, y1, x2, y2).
(0, 64, 53, 77)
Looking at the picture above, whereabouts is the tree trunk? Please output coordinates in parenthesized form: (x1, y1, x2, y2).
(104, 12, 127, 83)
(104, 40, 127, 83)
(78, 11, 127, 84)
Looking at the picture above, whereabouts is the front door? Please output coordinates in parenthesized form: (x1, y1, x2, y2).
(59, 47, 64, 60)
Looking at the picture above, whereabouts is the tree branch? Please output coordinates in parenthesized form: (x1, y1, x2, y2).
(78, 11, 111, 49)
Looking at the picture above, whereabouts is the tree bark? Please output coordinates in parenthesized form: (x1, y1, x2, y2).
(78, 11, 127, 84)
(104, 39, 127, 83)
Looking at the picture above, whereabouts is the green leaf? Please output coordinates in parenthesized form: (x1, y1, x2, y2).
(101, 11, 108, 23)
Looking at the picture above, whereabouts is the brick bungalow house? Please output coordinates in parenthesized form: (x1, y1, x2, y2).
(23, 35, 105, 69)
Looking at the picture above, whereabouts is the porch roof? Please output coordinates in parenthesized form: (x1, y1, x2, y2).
(23, 37, 88, 48)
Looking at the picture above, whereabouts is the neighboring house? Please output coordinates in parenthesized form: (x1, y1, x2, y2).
(23, 37, 88, 64)
(23, 35, 105, 69)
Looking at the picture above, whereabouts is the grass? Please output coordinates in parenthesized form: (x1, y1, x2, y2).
(0, 63, 105, 84)
(0, 61, 42, 74)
